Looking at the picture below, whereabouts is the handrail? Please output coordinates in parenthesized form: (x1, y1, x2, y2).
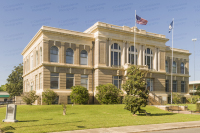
(149, 92, 166, 105)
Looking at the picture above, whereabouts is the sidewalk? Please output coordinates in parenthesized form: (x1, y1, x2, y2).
(51, 120, 200, 133)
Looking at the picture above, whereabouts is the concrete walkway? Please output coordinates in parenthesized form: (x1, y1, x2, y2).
(51, 121, 200, 133)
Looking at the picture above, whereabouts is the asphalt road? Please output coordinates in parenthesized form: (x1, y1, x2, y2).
(147, 127, 200, 133)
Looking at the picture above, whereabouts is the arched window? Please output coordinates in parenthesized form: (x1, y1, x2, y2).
(129, 46, 137, 65)
(145, 48, 153, 69)
(66, 48, 74, 64)
(80, 50, 88, 65)
(173, 61, 177, 73)
(111, 43, 121, 66)
(50, 46, 59, 62)
(180, 62, 185, 74)
(165, 60, 168, 73)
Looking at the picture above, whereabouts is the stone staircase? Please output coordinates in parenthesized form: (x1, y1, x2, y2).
(148, 92, 167, 105)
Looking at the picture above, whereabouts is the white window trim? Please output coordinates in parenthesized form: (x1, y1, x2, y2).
(129, 46, 138, 65)
(112, 76, 122, 89)
(111, 43, 121, 66)
(145, 48, 153, 69)
(80, 50, 88, 65)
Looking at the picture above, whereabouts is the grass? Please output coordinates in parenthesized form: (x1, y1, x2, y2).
(0, 104, 199, 133)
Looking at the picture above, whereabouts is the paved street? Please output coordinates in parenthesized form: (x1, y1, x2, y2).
(148, 127, 200, 133)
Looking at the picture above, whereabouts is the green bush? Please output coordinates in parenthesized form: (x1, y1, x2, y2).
(42, 89, 58, 105)
(187, 95, 200, 104)
(95, 83, 123, 104)
(22, 91, 39, 105)
(172, 93, 182, 104)
(70, 86, 89, 104)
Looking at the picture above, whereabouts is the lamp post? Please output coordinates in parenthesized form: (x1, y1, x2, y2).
(192, 38, 197, 95)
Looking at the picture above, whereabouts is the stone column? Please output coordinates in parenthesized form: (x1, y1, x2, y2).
(158, 48, 160, 71)
(143, 45, 146, 66)
(126, 42, 129, 64)
(108, 39, 112, 67)
(138, 45, 142, 65)
(122, 41, 126, 66)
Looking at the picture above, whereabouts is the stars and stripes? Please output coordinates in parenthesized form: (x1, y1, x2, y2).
(169, 21, 173, 33)
(136, 15, 148, 25)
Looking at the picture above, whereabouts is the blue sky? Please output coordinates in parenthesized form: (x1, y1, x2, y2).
(0, 0, 199, 86)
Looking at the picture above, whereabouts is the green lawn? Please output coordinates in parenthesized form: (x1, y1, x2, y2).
(0, 104, 200, 133)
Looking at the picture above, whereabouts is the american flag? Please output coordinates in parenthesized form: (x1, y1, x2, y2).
(136, 15, 148, 25)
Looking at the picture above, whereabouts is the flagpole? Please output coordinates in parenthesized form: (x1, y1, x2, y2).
(134, 10, 136, 65)
(171, 18, 174, 104)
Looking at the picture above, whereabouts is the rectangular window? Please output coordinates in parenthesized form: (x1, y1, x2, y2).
(68, 96, 73, 104)
(173, 80, 177, 92)
(113, 76, 121, 89)
(39, 73, 42, 90)
(50, 73, 59, 89)
(181, 81, 185, 92)
(81, 75, 88, 89)
(165, 80, 169, 92)
(52, 96, 59, 104)
(66, 74, 74, 89)
(35, 75, 38, 90)
(114, 52, 118, 66)
(111, 51, 113, 66)
(146, 78, 153, 91)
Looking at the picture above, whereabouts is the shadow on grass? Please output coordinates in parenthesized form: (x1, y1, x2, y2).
(44, 119, 53, 120)
(137, 113, 176, 116)
(77, 126, 85, 128)
(16, 121, 84, 129)
(18, 120, 39, 122)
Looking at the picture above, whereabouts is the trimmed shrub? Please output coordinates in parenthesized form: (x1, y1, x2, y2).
(70, 86, 89, 104)
(95, 83, 123, 104)
(22, 91, 39, 105)
(42, 89, 58, 105)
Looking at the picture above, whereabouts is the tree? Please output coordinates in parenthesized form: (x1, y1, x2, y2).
(122, 65, 149, 115)
(95, 83, 123, 104)
(187, 95, 200, 104)
(5, 63, 23, 97)
(172, 93, 182, 104)
(42, 89, 58, 105)
(0, 85, 6, 91)
(70, 86, 89, 104)
(22, 91, 39, 105)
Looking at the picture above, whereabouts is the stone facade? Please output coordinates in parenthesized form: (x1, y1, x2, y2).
(21, 22, 191, 105)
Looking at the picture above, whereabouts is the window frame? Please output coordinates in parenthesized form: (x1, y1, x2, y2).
(165, 60, 169, 73)
(50, 73, 59, 89)
(145, 48, 153, 69)
(66, 74, 74, 89)
(81, 75, 88, 90)
(181, 81, 185, 92)
(173, 80, 177, 92)
(172, 61, 177, 73)
(146, 78, 153, 91)
(80, 50, 88, 65)
(165, 80, 169, 92)
(66, 48, 74, 64)
(129, 46, 138, 65)
(112, 76, 122, 89)
(180, 62, 185, 74)
(50, 46, 59, 63)
(111, 43, 121, 67)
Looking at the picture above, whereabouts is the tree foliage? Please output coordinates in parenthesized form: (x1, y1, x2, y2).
(187, 95, 200, 104)
(95, 83, 123, 104)
(122, 65, 149, 114)
(22, 91, 39, 105)
(42, 89, 58, 105)
(0, 85, 6, 91)
(172, 93, 182, 104)
(70, 86, 89, 104)
(5, 63, 23, 97)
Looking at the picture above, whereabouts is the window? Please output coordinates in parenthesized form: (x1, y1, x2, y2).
(36, 51, 38, 66)
(172, 61, 177, 73)
(145, 48, 153, 69)
(111, 43, 121, 66)
(66, 48, 74, 64)
(66, 74, 74, 89)
(80, 50, 88, 65)
(30, 55, 33, 70)
(39, 73, 42, 90)
(129, 46, 137, 65)
(146, 78, 153, 91)
(181, 81, 185, 92)
(52, 96, 59, 104)
(40, 47, 42, 63)
(50, 73, 59, 89)
(113, 76, 121, 89)
(173, 80, 177, 92)
(81, 75, 88, 89)
(180, 62, 185, 74)
(50, 46, 59, 62)
(68, 96, 73, 104)
(35, 75, 38, 90)
(165, 60, 168, 73)
(165, 80, 169, 92)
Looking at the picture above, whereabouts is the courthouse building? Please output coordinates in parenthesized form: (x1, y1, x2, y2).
(21, 22, 191, 105)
